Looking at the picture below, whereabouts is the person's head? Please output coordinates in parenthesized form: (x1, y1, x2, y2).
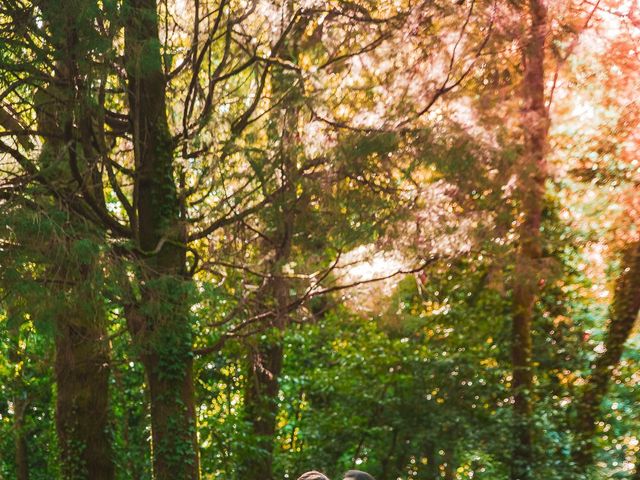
(297, 471, 330, 480)
(343, 470, 376, 480)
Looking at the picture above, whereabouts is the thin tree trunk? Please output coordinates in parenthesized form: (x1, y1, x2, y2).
(511, 2, 548, 479)
(8, 313, 29, 480)
(14, 399, 29, 480)
(572, 241, 640, 471)
(123, 0, 199, 478)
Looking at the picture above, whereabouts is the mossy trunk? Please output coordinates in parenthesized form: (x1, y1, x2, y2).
(124, 0, 199, 478)
(142, 340, 198, 479)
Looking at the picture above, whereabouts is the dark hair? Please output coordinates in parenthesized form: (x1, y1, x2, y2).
(297, 471, 330, 480)
(344, 470, 376, 480)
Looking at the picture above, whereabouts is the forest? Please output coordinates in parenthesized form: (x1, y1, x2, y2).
(0, 0, 639, 479)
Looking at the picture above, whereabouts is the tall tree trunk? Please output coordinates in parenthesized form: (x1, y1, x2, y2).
(33, 1, 117, 470)
(238, 8, 303, 477)
(124, 1, 199, 478)
(572, 241, 640, 471)
(55, 304, 114, 480)
(511, 2, 548, 479)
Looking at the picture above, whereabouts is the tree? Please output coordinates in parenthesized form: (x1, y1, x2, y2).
(0, 0, 117, 476)
(573, 241, 640, 472)
(121, 0, 200, 476)
(510, 2, 549, 478)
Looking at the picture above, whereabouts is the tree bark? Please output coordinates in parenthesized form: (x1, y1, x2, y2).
(14, 398, 29, 480)
(55, 307, 114, 480)
(511, 2, 548, 480)
(123, 0, 199, 478)
(572, 241, 640, 471)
